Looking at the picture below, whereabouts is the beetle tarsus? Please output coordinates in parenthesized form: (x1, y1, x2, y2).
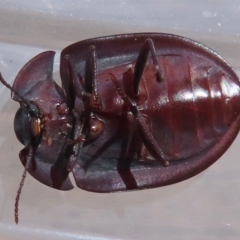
(15, 146, 33, 224)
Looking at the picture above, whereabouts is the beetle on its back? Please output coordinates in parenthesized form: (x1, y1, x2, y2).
(60, 33, 240, 192)
(0, 33, 240, 223)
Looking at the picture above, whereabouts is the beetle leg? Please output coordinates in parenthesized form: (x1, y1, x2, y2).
(62, 55, 78, 109)
(64, 50, 99, 109)
(135, 115, 154, 160)
(115, 109, 139, 190)
(119, 110, 137, 165)
(68, 141, 85, 172)
(135, 110, 169, 166)
(66, 52, 103, 114)
(67, 117, 86, 172)
(66, 56, 85, 94)
(110, 73, 169, 167)
(134, 38, 164, 95)
(65, 46, 98, 97)
(64, 59, 87, 172)
(85, 45, 98, 95)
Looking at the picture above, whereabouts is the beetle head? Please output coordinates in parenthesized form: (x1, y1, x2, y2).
(1, 51, 57, 147)
(14, 106, 39, 146)
(0, 51, 74, 191)
(0, 73, 44, 147)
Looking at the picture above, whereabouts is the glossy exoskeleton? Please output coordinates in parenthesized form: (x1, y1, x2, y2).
(1, 33, 240, 223)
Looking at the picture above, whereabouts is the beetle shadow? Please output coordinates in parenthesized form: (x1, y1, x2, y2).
(82, 118, 139, 191)
(50, 146, 69, 190)
(117, 123, 139, 190)
(62, 171, 203, 222)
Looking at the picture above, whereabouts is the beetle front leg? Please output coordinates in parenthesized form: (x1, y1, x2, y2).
(133, 38, 165, 95)
(67, 120, 86, 172)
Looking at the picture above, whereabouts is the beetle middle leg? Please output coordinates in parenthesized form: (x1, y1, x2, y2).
(64, 47, 105, 171)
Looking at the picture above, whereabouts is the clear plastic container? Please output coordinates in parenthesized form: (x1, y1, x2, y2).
(0, 1, 240, 239)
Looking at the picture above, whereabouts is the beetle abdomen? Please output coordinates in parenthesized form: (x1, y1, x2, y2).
(59, 33, 240, 192)
(143, 54, 240, 160)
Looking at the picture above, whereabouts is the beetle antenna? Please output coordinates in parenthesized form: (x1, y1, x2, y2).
(0, 73, 32, 110)
(15, 146, 33, 224)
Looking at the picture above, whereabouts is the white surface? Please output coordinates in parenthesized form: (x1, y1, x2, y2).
(0, 1, 240, 240)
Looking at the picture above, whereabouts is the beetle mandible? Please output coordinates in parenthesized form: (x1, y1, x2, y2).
(1, 33, 240, 223)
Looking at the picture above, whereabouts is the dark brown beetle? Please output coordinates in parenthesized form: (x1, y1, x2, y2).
(1, 33, 240, 223)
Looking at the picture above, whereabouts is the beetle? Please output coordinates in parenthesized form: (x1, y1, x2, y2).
(0, 33, 240, 223)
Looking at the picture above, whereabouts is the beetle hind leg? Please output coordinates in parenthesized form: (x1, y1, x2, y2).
(110, 73, 169, 167)
(133, 38, 164, 96)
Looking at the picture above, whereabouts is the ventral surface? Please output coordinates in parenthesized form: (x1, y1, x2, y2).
(2, 33, 240, 197)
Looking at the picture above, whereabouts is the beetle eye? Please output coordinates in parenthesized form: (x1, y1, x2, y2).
(14, 107, 41, 146)
(14, 107, 32, 146)
(31, 117, 41, 137)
